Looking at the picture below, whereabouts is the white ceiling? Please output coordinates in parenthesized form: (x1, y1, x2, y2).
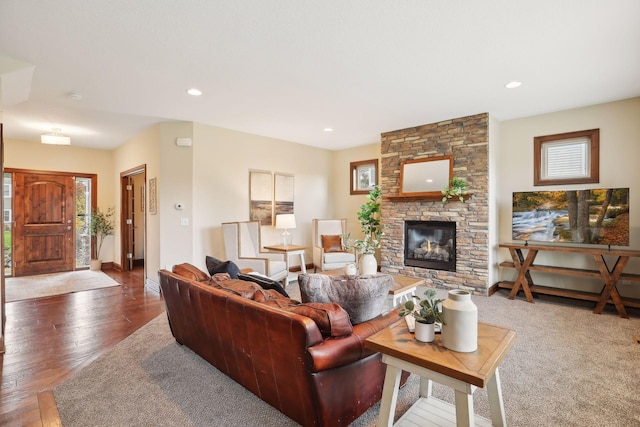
(1, 0, 639, 151)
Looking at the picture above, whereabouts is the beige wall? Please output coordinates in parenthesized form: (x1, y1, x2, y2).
(191, 123, 334, 273)
(496, 97, 640, 297)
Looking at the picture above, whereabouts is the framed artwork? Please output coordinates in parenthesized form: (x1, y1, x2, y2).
(148, 177, 157, 215)
(534, 129, 599, 186)
(274, 173, 294, 215)
(250, 170, 273, 225)
(350, 159, 378, 195)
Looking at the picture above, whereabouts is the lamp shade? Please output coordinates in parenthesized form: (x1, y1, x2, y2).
(275, 214, 296, 230)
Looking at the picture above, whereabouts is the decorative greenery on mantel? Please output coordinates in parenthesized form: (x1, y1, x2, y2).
(442, 176, 468, 202)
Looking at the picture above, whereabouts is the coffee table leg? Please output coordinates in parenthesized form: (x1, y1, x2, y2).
(454, 389, 474, 427)
(419, 377, 432, 398)
(378, 365, 402, 427)
(487, 368, 507, 427)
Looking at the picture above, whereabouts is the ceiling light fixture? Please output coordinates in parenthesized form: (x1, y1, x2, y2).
(505, 81, 522, 89)
(323, 127, 333, 132)
(41, 128, 71, 145)
(68, 92, 83, 101)
(187, 88, 202, 96)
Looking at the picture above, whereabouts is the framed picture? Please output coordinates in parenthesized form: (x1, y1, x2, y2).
(148, 177, 157, 215)
(250, 170, 273, 225)
(274, 173, 294, 215)
(534, 129, 599, 186)
(350, 159, 378, 195)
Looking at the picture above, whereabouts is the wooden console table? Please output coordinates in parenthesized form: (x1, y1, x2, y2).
(498, 243, 640, 318)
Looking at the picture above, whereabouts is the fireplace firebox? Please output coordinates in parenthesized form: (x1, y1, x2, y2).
(404, 221, 456, 271)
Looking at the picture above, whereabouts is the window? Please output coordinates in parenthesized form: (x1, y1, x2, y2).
(534, 129, 599, 186)
(3, 209, 11, 223)
(350, 159, 378, 195)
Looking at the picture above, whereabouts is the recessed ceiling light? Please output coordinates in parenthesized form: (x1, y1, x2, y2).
(187, 88, 202, 96)
(505, 81, 522, 89)
(323, 127, 333, 132)
(68, 92, 83, 101)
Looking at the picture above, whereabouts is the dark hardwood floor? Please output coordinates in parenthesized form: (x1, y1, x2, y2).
(0, 267, 165, 426)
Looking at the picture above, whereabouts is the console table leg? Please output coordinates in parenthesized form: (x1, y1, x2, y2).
(487, 368, 507, 427)
(593, 255, 629, 318)
(454, 389, 474, 427)
(378, 365, 402, 427)
(508, 248, 537, 303)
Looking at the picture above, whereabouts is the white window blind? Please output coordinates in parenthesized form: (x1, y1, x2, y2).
(542, 137, 590, 180)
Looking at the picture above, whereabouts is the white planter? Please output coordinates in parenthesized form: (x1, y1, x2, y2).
(90, 259, 102, 271)
(442, 289, 478, 352)
(414, 321, 435, 343)
(359, 253, 377, 275)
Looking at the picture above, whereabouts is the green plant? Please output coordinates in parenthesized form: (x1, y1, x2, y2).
(354, 185, 383, 254)
(442, 176, 468, 202)
(90, 207, 115, 260)
(399, 289, 444, 324)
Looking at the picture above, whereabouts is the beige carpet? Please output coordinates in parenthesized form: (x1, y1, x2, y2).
(5, 270, 120, 302)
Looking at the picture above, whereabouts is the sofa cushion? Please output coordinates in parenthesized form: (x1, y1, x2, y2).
(321, 235, 343, 252)
(214, 278, 263, 299)
(237, 272, 289, 297)
(264, 299, 353, 338)
(206, 257, 240, 279)
(298, 273, 392, 324)
(172, 263, 211, 282)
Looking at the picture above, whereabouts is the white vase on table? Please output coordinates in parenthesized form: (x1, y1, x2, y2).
(359, 253, 377, 275)
(414, 321, 435, 343)
(442, 289, 478, 352)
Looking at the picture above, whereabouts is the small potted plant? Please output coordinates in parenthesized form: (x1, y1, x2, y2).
(354, 185, 383, 274)
(399, 289, 444, 342)
(90, 206, 115, 271)
(442, 176, 468, 202)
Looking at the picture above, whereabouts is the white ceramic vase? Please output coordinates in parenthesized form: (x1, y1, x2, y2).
(359, 253, 377, 275)
(344, 263, 357, 275)
(414, 321, 435, 343)
(442, 289, 478, 352)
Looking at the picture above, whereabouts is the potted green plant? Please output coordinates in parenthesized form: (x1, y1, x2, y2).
(399, 289, 444, 342)
(90, 206, 115, 271)
(442, 176, 468, 202)
(354, 185, 383, 274)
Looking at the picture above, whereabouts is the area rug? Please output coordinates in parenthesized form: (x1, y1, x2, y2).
(5, 270, 120, 302)
(54, 289, 640, 426)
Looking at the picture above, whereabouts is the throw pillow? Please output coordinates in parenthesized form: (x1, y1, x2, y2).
(321, 235, 343, 253)
(216, 279, 262, 299)
(298, 273, 393, 324)
(237, 272, 289, 298)
(206, 256, 240, 279)
(172, 263, 211, 282)
(263, 299, 353, 338)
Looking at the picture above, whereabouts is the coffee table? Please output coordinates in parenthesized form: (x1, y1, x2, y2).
(366, 321, 516, 426)
(323, 270, 423, 312)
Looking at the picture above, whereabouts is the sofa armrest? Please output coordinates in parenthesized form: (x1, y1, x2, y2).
(306, 308, 403, 372)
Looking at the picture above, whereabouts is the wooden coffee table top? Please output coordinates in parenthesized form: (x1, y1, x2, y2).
(365, 321, 516, 388)
(322, 270, 424, 295)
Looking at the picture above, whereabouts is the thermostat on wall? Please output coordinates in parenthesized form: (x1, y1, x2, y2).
(176, 137, 192, 147)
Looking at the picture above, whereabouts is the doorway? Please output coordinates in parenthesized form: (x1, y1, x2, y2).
(5, 169, 97, 277)
(120, 166, 146, 273)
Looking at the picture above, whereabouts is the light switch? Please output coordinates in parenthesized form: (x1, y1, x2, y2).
(180, 218, 189, 226)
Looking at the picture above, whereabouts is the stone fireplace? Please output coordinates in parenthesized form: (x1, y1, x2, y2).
(379, 113, 489, 295)
(404, 220, 456, 271)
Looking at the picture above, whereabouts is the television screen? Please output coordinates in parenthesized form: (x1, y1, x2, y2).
(512, 188, 629, 246)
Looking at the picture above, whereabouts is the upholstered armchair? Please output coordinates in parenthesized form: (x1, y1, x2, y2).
(222, 221, 288, 283)
(312, 218, 356, 272)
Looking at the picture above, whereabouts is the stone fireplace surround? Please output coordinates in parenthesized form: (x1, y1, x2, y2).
(379, 113, 490, 295)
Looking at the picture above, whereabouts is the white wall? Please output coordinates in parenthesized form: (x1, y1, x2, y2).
(497, 97, 640, 297)
(191, 123, 334, 273)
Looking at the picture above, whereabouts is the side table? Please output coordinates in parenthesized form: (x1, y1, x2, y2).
(366, 321, 516, 426)
(263, 244, 307, 284)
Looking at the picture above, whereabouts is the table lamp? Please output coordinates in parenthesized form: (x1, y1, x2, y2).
(275, 214, 296, 246)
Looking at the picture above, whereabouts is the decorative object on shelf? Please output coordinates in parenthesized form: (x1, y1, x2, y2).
(399, 289, 444, 343)
(441, 176, 468, 202)
(275, 213, 296, 246)
(355, 185, 383, 274)
(441, 289, 478, 352)
(344, 262, 357, 275)
(90, 206, 115, 271)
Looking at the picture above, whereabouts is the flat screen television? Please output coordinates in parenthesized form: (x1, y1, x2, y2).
(512, 188, 629, 246)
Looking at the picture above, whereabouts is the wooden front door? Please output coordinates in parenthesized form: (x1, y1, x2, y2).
(13, 172, 75, 276)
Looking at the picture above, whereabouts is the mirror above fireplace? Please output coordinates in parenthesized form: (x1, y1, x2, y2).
(396, 155, 453, 198)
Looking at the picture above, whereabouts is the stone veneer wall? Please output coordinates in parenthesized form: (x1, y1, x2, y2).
(380, 113, 490, 295)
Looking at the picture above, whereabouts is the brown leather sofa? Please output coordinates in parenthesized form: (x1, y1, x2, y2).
(158, 264, 407, 427)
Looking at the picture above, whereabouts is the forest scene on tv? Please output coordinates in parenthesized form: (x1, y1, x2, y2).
(512, 188, 629, 246)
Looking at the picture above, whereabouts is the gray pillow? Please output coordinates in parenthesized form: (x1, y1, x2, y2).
(298, 273, 392, 324)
